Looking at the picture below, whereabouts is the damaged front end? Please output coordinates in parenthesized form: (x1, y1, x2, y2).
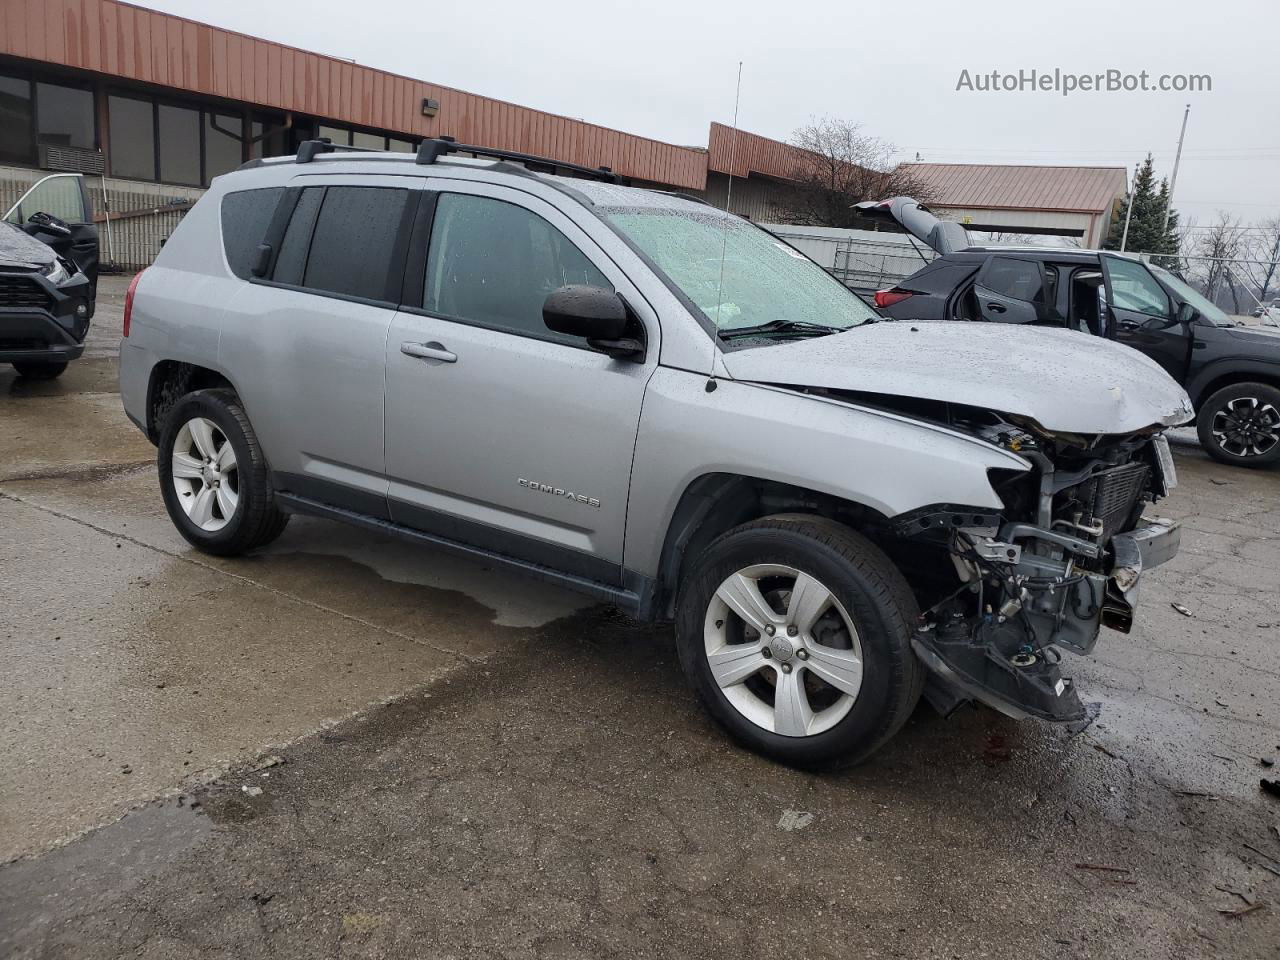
(899, 418, 1181, 722)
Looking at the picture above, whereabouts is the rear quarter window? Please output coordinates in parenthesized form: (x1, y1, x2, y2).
(220, 187, 284, 280)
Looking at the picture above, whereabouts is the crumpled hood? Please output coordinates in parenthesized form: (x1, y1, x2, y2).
(723, 320, 1194, 435)
(0, 220, 56, 270)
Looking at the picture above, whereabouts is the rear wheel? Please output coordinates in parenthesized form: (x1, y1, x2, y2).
(675, 515, 922, 768)
(157, 388, 289, 555)
(1197, 382, 1280, 467)
(12, 361, 68, 379)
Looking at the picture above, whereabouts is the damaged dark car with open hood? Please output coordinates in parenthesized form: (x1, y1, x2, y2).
(858, 196, 1280, 468)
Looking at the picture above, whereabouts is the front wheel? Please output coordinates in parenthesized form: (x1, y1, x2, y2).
(675, 515, 922, 768)
(157, 389, 289, 555)
(1196, 382, 1280, 467)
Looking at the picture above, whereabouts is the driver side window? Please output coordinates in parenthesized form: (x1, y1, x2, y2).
(1107, 257, 1170, 319)
(423, 193, 611, 343)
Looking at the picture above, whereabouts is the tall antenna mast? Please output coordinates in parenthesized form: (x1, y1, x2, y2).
(707, 61, 744, 391)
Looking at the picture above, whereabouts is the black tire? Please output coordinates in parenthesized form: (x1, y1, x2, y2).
(675, 514, 923, 768)
(12, 361, 68, 380)
(1196, 382, 1280, 467)
(157, 388, 289, 556)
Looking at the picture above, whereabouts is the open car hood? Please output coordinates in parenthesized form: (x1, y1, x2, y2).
(722, 321, 1194, 435)
(0, 220, 56, 271)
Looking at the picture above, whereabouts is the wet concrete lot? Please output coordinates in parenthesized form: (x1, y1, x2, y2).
(1, 278, 1278, 958)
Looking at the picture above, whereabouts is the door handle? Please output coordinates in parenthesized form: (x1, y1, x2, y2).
(985, 302, 1007, 313)
(400, 341, 456, 363)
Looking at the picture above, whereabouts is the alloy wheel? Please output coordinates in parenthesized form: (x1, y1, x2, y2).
(1211, 396, 1280, 458)
(171, 416, 239, 532)
(702, 563, 864, 738)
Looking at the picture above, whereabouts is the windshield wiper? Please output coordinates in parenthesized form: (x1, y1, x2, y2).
(718, 319, 846, 341)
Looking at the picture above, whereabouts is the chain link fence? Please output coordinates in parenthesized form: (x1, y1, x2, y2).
(1129, 250, 1280, 322)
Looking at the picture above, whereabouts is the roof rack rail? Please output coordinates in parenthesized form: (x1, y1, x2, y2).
(295, 138, 387, 164)
(415, 136, 620, 183)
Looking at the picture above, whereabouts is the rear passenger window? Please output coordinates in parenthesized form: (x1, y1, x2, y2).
(423, 193, 610, 342)
(220, 187, 283, 280)
(980, 257, 1044, 302)
(272, 186, 410, 302)
(304, 187, 409, 301)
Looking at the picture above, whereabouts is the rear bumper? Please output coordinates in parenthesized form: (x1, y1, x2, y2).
(0, 270, 91, 364)
(118, 340, 153, 439)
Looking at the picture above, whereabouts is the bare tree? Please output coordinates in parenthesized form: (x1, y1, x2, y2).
(777, 117, 935, 228)
(1194, 212, 1245, 305)
(970, 230, 1037, 245)
(1233, 216, 1280, 309)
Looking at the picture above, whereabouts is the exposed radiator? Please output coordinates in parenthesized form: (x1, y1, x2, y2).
(1088, 462, 1150, 542)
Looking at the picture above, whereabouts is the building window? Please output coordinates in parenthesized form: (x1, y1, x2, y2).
(108, 95, 155, 180)
(205, 112, 244, 182)
(316, 123, 416, 153)
(158, 104, 201, 185)
(0, 72, 34, 164)
(35, 81, 95, 150)
(318, 124, 351, 145)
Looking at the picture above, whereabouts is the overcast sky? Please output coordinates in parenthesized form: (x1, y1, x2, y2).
(143, 0, 1280, 228)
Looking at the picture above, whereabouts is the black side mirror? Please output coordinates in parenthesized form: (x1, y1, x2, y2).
(543, 285, 644, 361)
(1176, 301, 1199, 326)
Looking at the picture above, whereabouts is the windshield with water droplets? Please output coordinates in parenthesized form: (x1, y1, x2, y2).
(600, 206, 879, 335)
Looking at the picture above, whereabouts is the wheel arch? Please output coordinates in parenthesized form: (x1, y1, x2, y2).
(1187, 361, 1280, 410)
(649, 472, 899, 622)
(145, 360, 238, 442)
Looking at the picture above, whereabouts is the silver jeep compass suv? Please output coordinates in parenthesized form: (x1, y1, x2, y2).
(119, 139, 1191, 766)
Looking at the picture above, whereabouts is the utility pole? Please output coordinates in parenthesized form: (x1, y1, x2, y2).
(1162, 103, 1190, 235)
(1119, 161, 1139, 252)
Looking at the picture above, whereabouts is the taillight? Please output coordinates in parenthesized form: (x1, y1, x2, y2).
(874, 289, 913, 309)
(122, 270, 144, 338)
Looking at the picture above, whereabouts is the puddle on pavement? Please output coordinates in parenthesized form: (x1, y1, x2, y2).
(258, 516, 591, 628)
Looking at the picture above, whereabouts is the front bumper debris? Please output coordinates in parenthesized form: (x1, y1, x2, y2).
(912, 516, 1182, 723)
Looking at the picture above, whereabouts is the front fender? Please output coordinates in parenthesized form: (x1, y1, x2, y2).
(1186, 356, 1280, 408)
(622, 370, 1028, 578)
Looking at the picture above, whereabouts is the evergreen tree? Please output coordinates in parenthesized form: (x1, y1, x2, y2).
(1103, 154, 1180, 261)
